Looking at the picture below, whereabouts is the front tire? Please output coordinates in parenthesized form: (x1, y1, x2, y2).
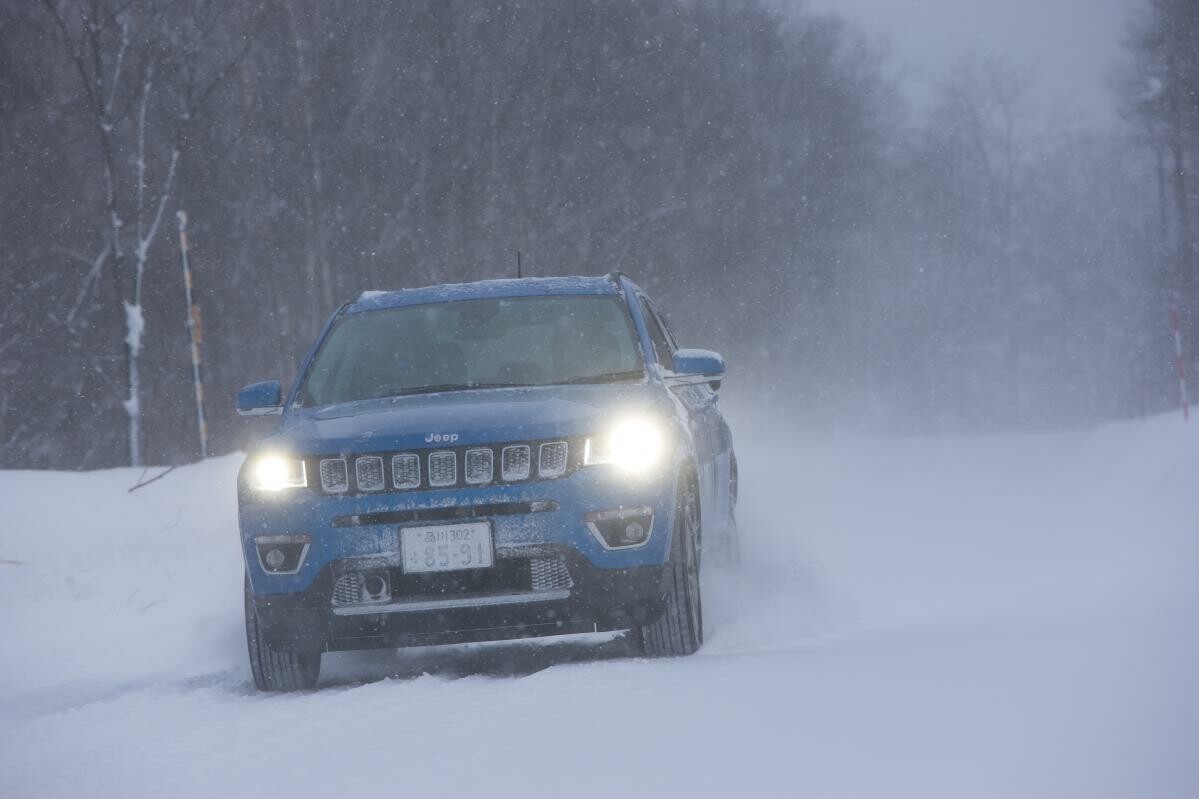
(245, 575, 321, 691)
(639, 473, 704, 657)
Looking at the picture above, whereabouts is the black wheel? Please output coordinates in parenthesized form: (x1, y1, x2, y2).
(245, 574, 320, 691)
(639, 473, 703, 657)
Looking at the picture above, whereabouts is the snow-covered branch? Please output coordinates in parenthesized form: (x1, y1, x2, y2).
(136, 147, 179, 292)
(103, 16, 129, 117)
(64, 241, 111, 328)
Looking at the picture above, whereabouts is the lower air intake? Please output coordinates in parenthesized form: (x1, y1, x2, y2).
(529, 556, 573, 591)
(332, 572, 363, 606)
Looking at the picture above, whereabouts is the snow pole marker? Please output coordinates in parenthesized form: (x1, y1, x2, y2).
(1172, 306, 1189, 422)
(178, 210, 210, 457)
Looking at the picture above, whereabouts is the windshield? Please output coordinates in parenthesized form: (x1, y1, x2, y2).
(300, 295, 644, 406)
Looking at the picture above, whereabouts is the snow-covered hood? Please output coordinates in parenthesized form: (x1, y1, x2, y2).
(263, 383, 664, 456)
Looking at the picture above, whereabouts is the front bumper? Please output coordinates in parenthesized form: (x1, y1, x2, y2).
(253, 549, 667, 652)
(240, 462, 681, 650)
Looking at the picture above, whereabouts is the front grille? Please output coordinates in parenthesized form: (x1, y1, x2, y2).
(306, 438, 580, 495)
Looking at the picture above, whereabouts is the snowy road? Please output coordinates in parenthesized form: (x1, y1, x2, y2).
(2, 411, 1197, 798)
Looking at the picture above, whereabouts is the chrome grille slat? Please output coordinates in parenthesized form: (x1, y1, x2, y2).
(465, 448, 494, 484)
(319, 458, 349, 493)
(501, 445, 531, 481)
(355, 456, 385, 492)
(428, 451, 457, 487)
(538, 441, 568, 478)
(391, 453, 420, 489)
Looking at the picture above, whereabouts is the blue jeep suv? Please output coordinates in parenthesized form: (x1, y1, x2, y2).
(236, 273, 737, 690)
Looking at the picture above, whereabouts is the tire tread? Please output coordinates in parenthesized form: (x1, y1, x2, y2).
(245, 575, 320, 691)
(640, 474, 703, 657)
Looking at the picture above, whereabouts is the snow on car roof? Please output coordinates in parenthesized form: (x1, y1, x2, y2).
(350, 275, 620, 313)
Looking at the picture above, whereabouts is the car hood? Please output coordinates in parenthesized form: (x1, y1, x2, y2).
(264, 383, 665, 455)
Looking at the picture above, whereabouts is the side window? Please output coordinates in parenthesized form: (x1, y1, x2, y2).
(639, 297, 674, 371)
(654, 305, 680, 351)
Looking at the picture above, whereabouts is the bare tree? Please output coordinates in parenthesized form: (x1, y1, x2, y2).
(39, 0, 262, 465)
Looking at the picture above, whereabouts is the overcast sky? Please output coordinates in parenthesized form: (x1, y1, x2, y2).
(804, 0, 1137, 125)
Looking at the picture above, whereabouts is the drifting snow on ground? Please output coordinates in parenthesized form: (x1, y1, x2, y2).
(1, 411, 1197, 798)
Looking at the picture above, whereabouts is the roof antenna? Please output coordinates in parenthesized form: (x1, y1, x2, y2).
(516, 249, 523, 279)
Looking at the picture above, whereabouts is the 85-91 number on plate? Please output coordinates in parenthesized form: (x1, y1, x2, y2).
(401, 521, 494, 574)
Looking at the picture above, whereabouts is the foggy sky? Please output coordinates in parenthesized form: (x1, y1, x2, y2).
(805, 0, 1135, 124)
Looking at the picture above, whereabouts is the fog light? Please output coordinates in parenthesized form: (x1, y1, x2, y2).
(363, 572, 389, 600)
(254, 533, 311, 574)
(584, 507, 654, 550)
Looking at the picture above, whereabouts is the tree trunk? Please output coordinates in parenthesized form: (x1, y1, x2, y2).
(285, 0, 334, 322)
(1165, 50, 1197, 365)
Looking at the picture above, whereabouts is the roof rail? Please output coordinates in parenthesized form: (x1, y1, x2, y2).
(605, 270, 628, 286)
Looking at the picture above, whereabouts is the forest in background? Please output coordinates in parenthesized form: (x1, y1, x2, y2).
(1, 0, 1196, 469)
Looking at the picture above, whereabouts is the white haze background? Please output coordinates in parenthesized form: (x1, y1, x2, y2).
(809, 0, 1133, 124)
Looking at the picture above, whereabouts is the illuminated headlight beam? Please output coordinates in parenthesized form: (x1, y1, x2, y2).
(584, 416, 665, 474)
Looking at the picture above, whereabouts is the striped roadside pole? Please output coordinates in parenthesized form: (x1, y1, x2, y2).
(178, 211, 210, 457)
(1173, 306, 1189, 423)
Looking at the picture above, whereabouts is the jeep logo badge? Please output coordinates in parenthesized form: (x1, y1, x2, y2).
(425, 433, 459, 443)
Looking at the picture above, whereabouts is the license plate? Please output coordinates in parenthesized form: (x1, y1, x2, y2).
(401, 521, 494, 574)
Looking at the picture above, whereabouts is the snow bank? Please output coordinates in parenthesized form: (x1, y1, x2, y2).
(0, 456, 245, 715)
(1, 414, 1197, 798)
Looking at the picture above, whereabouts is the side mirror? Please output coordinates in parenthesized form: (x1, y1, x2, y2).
(667, 349, 726, 389)
(237, 380, 284, 416)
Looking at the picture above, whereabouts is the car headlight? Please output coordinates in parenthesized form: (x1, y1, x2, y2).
(251, 454, 308, 491)
(584, 416, 665, 474)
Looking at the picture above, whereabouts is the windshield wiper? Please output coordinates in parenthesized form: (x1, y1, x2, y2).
(554, 370, 645, 385)
(373, 382, 527, 399)
(361, 373, 641, 401)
